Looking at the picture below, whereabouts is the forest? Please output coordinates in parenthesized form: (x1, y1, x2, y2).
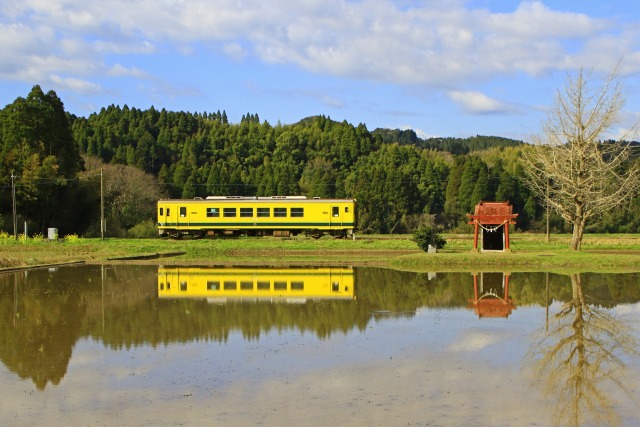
(1, 85, 639, 237)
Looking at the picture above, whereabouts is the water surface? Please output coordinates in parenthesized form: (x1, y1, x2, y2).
(1, 266, 639, 426)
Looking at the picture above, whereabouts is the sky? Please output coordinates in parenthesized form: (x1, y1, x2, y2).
(2, 0, 640, 141)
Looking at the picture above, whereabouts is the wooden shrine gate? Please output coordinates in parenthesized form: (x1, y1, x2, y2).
(466, 201, 518, 252)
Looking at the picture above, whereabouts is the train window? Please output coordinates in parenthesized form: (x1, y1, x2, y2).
(257, 207, 270, 217)
(224, 281, 237, 290)
(240, 281, 253, 290)
(240, 208, 253, 217)
(159, 208, 164, 216)
(290, 208, 304, 217)
(206, 207, 220, 217)
(332, 207, 339, 217)
(345, 207, 349, 213)
(180, 281, 187, 291)
(180, 207, 186, 217)
(274, 281, 287, 290)
(207, 281, 220, 291)
(291, 281, 304, 291)
(257, 281, 270, 290)
(223, 208, 237, 217)
(274, 208, 287, 217)
(166, 208, 170, 216)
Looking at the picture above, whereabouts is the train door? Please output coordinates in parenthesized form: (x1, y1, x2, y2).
(177, 205, 188, 226)
(159, 204, 176, 226)
(158, 205, 166, 224)
(329, 205, 342, 228)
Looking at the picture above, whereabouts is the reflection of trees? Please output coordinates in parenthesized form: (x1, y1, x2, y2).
(0, 265, 157, 390)
(2, 266, 640, 392)
(527, 274, 639, 427)
(0, 270, 86, 390)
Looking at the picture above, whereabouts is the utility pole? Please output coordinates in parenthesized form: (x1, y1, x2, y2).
(546, 178, 550, 243)
(11, 172, 17, 239)
(101, 168, 105, 241)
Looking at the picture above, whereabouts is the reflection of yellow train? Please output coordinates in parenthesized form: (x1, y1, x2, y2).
(157, 196, 356, 239)
(157, 266, 355, 303)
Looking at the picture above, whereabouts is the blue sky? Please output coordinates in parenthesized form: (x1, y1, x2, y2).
(1, 0, 640, 141)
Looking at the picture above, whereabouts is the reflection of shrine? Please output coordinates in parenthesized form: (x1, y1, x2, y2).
(468, 272, 516, 318)
(157, 266, 355, 303)
(466, 201, 518, 252)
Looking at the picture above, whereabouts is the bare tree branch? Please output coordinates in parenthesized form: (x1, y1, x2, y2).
(523, 65, 640, 249)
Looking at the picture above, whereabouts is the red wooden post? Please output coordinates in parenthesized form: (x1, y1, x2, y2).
(504, 274, 510, 301)
(504, 221, 510, 251)
(473, 221, 479, 251)
(473, 274, 479, 302)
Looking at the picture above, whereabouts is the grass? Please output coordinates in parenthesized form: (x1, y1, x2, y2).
(0, 232, 639, 273)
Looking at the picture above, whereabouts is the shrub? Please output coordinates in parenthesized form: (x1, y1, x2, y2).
(413, 226, 447, 252)
(128, 220, 159, 238)
(65, 234, 84, 243)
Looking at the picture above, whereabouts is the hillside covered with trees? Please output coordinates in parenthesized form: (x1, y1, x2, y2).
(1, 86, 639, 237)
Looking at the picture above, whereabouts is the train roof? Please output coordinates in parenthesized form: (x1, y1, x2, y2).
(206, 195, 306, 200)
(158, 196, 355, 203)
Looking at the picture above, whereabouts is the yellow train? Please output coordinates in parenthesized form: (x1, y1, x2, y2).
(157, 196, 356, 238)
(157, 266, 355, 303)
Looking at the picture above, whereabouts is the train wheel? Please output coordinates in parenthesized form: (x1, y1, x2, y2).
(311, 230, 323, 239)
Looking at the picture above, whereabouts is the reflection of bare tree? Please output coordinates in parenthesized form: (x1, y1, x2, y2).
(527, 274, 639, 427)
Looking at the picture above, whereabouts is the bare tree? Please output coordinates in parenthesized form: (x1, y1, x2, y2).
(82, 155, 167, 236)
(523, 66, 640, 250)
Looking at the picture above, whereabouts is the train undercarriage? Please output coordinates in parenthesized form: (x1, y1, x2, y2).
(162, 228, 353, 240)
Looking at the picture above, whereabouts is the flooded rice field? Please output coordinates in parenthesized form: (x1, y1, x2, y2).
(1, 265, 639, 426)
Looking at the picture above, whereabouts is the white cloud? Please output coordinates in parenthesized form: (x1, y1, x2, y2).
(2, 0, 640, 111)
(486, 1, 602, 39)
(222, 42, 247, 61)
(607, 125, 640, 142)
(414, 128, 438, 139)
(50, 74, 102, 94)
(93, 40, 156, 55)
(448, 90, 515, 115)
(107, 64, 149, 78)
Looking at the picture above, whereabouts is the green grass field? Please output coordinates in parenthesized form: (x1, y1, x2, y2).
(1, 233, 639, 273)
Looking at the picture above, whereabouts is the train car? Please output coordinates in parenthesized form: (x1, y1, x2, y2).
(157, 266, 355, 303)
(157, 196, 356, 239)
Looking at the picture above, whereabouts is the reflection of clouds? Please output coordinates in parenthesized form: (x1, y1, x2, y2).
(1, 329, 548, 426)
(3, 304, 639, 427)
(612, 302, 640, 317)
(0, 342, 206, 426)
(68, 342, 157, 381)
(220, 357, 541, 427)
(67, 343, 106, 365)
(448, 331, 502, 352)
(3, 351, 546, 426)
